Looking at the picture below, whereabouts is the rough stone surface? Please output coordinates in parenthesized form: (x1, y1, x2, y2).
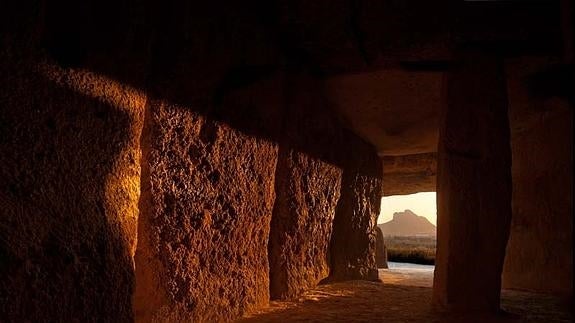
(0, 4, 147, 321)
(325, 70, 443, 156)
(433, 50, 512, 313)
(374, 227, 388, 269)
(268, 75, 343, 300)
(269, 151, 342, 300)
(1, 1, 569, 322)
(502, 57, 573, 296)
(0, 59, 144, 323)
(134, 100, 279, 322)
(328, 133, 383, 281)
(382, 153, 437, 196)
(132, 2, 288, 321)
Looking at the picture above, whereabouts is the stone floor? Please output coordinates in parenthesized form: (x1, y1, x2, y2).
(239, 263, 572, 322)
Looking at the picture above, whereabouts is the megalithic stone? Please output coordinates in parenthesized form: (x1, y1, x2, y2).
(433, 48, 512, 313)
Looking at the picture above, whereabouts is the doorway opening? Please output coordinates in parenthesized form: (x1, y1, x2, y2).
(377, 192, 436, 288)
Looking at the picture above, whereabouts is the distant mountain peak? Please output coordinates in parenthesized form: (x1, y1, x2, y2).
(392, 209, 417, 220)
(380, 209, 436, 237)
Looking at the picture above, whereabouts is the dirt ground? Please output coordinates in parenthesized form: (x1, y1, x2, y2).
(239, 263, 572, 322)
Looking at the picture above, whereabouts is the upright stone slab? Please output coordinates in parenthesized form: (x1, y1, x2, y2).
(132, 2, 285, 321)
(269, 150, 342, 299)
(433, 49, 512, 312)
(0, 3, 147, 320)
(375, 226, 388, 269)
(134, 101, 279, 322)
(502, 57, 573, 295)
(328, 133, 383, 281)
(268, 74, 343, 300)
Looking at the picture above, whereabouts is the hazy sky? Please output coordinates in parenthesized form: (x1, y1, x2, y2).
(378, 192, 437, 225)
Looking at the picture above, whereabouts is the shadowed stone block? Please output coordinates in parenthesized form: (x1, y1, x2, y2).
(268, 74, 343, 300)
(433, 49, 512, 313)
(134, 101, 279, 322)
(269, 149, 342, 299)
(328, 133, 383, 282)
(375, 226, 389, 269)
(502, 57, 573, 296)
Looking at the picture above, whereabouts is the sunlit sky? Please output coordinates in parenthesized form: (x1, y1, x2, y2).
(378, 192, 437, 225)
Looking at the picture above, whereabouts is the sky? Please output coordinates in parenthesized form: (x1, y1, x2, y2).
(378, 192, 437, 225)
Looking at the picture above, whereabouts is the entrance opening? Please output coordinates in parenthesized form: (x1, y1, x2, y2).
(378, 192, 436, 288)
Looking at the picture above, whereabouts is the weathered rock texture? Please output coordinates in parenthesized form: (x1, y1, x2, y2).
(2, 0, 568, 322)
(433, 50, 512, 313)
(382, 153, 436, 196)
(268, 75, 343, 300)
(134, 101, 279, 322)
(132, 2, 288, 321)
(502, 57, 573, 296)
(374, 227, 389, 269)
(325, 71, 443, 156)
(0, 3, 147, 320)
(328, 133, 383, 281)
(269, 150, 342, 299)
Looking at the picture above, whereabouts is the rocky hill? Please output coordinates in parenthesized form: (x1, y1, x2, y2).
(379, 209, 436, 236)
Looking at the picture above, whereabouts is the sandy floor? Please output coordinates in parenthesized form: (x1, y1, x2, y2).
(239, 263, 572, 322)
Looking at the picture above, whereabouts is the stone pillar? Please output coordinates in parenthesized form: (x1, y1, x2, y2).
(134, 101, 280, 322)
(269, 149, 342, 299)
(268, 74, 343, 300)
(328, 133, 383, 282)
(433, 49, 512, 313)
(501, 58, 573, 296)
(132, 2, 285, 321)
(375, 226, 389, 269)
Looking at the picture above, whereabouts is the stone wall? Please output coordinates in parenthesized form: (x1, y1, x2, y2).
(134, 102, 279, 321)
(382, 153, 436, 196)
(0, 1, 148, 319)
(502, 57, 573, 296)
(328, 132, 383, 281)
(132, 5, 286, 316)
(268, 75, 344, 300)
(433, 50, 512, 312)
(1, 1, 384, 321)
